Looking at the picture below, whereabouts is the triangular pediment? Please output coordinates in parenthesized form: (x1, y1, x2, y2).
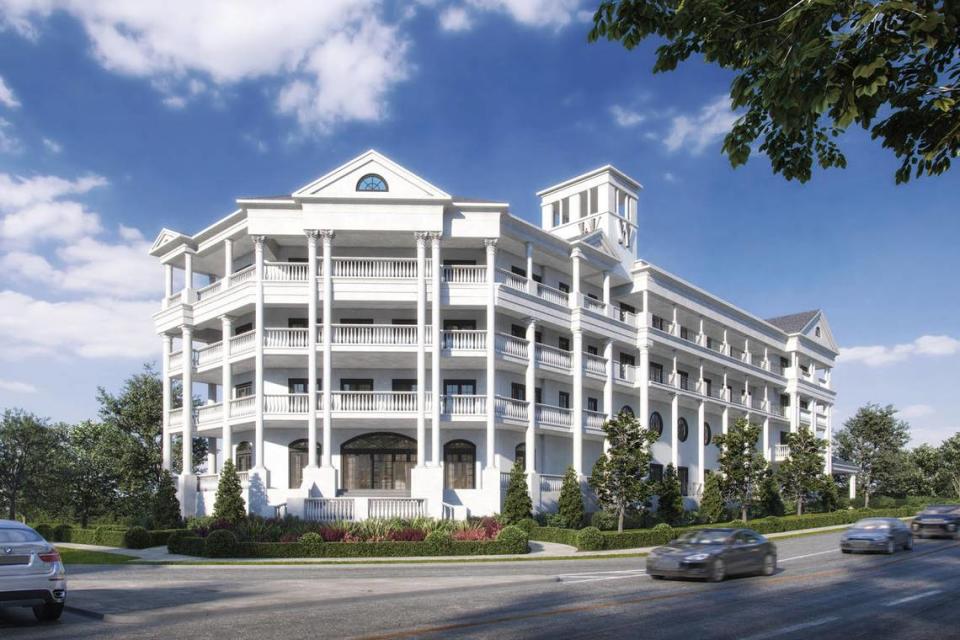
(151, 228, 186, 253)
(803, 311, 839, 353)
(293, 150, 451, 200)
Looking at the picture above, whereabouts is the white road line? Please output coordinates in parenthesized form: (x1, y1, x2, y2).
(557, 569, 648, 577)
(778, 549, 839, 563)
(558, 569, 648, 584)
(742, 616, 840, 640)
(886, 590, 943, 606)
(562, 575, 648, 584)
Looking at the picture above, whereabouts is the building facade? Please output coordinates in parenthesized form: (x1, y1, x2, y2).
(151, 150, 839, 521)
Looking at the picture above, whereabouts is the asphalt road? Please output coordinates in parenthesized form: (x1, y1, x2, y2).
(2, 531, 959, 639)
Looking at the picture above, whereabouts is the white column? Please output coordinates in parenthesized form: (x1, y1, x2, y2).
(161, 334, 173, 471)
(430, 232, 442, 466)
(484, 239, 497, 468)
(206, 437, 217, 474)
(698, 317, 705, 345)
(602, 271, 611, 309)
(415, 232, 428, 467)
(641, 289, 650, 328)
(849, 474, 856, 500)
(306, 230, 320, 470)
(321, 231, 334, 467)
(825, 405, 833, 474)
(697, 400, 706, 488)
(671, 351, 678, 387)
(722, 406, 729, 435)
(163, 264, 173, 308)
(722, 370, 729, 402)
(670, 393, 679, 468)
(181, 326, 194, 474)
(639, 343, 650, 425)
(763, 417, 771, 461)
(183, 251, 194, 293)
(252, 235, 265, 471)
(603, 339, 614, 445)
(722, 328, 729, 355)
(220, 315, 233, 465)
(671, 304, 679, 336)
(525, 318, 537, 473)
(572, 329, 584, 474)
(570, 248, 581, 309)
(790, 391, 800, 433)
(525, 242, 535, 294)
(223, 238, 233, 289)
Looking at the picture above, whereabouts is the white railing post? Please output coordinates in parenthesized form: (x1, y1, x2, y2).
(181, 326, 194, 475)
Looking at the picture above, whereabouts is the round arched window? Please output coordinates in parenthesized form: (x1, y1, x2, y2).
(678, 417, 689, 442)
(704, 422, 712, 446)
(649, 411, 663, 438)
(356, 174, 388, 192)
(620, 405, 634, 417)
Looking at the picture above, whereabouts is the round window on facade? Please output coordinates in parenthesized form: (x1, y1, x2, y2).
(620, 405, 634, 417)
(704, 422, 712, 446)
(678, 417, 689, 442)
(356, 174, 388, 192)
(649, 411, 663, 438)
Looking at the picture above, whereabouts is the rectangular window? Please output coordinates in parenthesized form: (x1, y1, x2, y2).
(780, 431, 791, 445)
(619, 302, 636, 314)
(532, 273, 542, 283)
(649, 362, 664, 383)
(340, 318, 373, 325)
(551, 202, 560, 227)
(511, 383, 526, 401)
(587, 293, 599, 300)
(586, 345, 598, 355)
(287, 257, 308, 263)
(535, 387, 542, 404)
(234, 322, 253, 335)
(511, 265, 527, 278)
(444, 319, 477, 330)
(561, 198, 570, 223)
(391, 318, 416, 325)
(780, 357, 790, 369)
(800, 399, 810, 410)
(781, 394, 791, 408)
(558, 391, 570, 409)
(680, 326, 689, 340)
(444, 379, 476, 395)
(558, 336, 571, 351)
(587, 397, 599, 412)
(443, 259, 476, 266)
(703, 378, 712, 396)
(620, 353, 635, 367)
(234, 382, 253, 399)
(590, 186, 599, 214)
(287, 318, 308, 328)
(392, 379, 417, 392)
(579, 191, 588, 218)
(651, 315, 666, 331)
(340, 379, 373, 391)
(678, 370, 689, 390)
(678, 466, 690, 496)
(511, 324, 525, 339)
(649, 463, 664, 483)
(288, 378, 308, 394)
(558, 282, 570, 294)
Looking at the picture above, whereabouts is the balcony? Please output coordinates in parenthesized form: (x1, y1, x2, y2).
(331, 391, 417, 413)
(332, 257, 418, 279)
(535, 343, 572, 371)
(264, 328, 309, 349)
(440, 394, 486, 416)
(495, 332, 529, 359)
(580, 295, 606, 315)
(263, 261, 311, 282)
(441, 330, 485, 351)
(332, 324, 423, 346)
(583, 409, 607, 430)
(495, 269, 572, 308)
(440, 265, 486, 284)
(230, 330, 256, 356)
(583, 352, 607, 378)
(773, 444, 790, 462)
(614, 361, 636, 384)
(495, 396, 528, 422)
(195, 342, 223, 368)
(264, 393, 310, 415)
(535, 403, 572, 428)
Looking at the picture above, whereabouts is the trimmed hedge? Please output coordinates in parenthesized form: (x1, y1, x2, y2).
(32, 523, 189, 549)
(527, 526, 578, 546)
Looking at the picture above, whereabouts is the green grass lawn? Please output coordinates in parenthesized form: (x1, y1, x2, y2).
(57, 547, 136, 564)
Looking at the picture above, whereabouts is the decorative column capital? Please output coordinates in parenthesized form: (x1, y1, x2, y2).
(219, 314, 234, 325)
(317, 229, 335, 241)
(251, 235, 266, 246)
(428, 231, 442, 243)
(415, 231, 431, 244)
(305, 229, 322, 240)
(483, 238, 498, 250)
(570, 247, 583, 260)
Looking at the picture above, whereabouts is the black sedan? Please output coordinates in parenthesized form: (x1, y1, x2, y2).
(840, 518, 913, 554)
(911, 504, 960, 539)
(645, 528, 777, 582)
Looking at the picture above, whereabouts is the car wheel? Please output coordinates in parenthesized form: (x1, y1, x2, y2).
(841, 548, 852, 554)
(650, 574, 664, 580)
(708, 558, 726, 583)
(33, 601, 64, 622)
(761, 554, 776, 576)
(904, 535, 914, 551)
(885, 539, 896, 555)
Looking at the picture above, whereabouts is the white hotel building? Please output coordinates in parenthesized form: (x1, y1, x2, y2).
(151, 151, 839, 521)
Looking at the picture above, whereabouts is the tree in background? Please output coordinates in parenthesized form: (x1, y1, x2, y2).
(152, 470, 183, 529)
(65, 421, 120, 527)
(937, 433, 960, 498)
(699, 473, 726, 523)
(501, 463, 533, 524)
(835, 404, 910, 508)
(714, 417, 766, 521)
(589, 2, 960, 184)
(816, 475, 841, 513)
(756, 469, 786, 517)
(589, 410, 659, 532)
(776, 427, 826, 515)
(556, 466, 585, 529)
(656, 464, 684, 525)
(212, 460, 246, 525)
(0, 410, 65, 520)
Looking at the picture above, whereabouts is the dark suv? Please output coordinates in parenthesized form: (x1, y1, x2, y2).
(911, 505, 960, 539)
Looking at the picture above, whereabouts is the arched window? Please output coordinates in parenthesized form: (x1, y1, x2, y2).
(444, 440, 476, 489)
(341, 432, 416, 491)
(236, 441, 252, 472)
(649, 411, 663, 438)
(515, 442, 526, 470)
(704, 422, 712, 446)
(678, 417, 689, 443)
(620, 405, 634, 417)
(288, 439, 322, 489)
(356, 174, 388, 192)
(815, 326, 822, 337)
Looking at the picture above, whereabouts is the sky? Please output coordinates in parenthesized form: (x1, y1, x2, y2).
(0, 1, 957, 446)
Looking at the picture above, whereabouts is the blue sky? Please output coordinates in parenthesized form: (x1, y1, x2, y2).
(0, 1, 957, 445)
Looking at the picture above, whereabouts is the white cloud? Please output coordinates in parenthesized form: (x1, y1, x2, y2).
(0, 200, 102, 244)
(42, 137, 62, 153)
(0, 75, 19, 108)
(0, 173, 107, 210)
(899, 404, 935, 420)
(610, 105, 645, 128)
(0, 378, 37, 393)
(839, 335, 960, 367)
(439, 6, 473, 32)
(0, 117, 20, 153)
(464, 0, 583, 28)
(663, 172, 678, 183)
(663, 96, 740, 155)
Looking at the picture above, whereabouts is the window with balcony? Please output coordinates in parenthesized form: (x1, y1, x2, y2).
(703, 378, 712, 396)
(445, 379, 476, 395)
(704, 422, 712, 446)
(443, 259, 476, 266)
(288, 439, 321, 489)
(587, 397, 599, 412)
(444, 440, 476, 489)
(780, 356, 790, 370)
(558, 391, 570, 409)
(651, 315, 666, 331)
(444, 319, 476, 330)
(680, 326, 689, 340)
(511, 265, 527, 278)
(235, 322, 253, 335)
(392, 379, 417, 392)
(558, 282, 570, 294)
(515, 442, 526, 469)
(649, 463, 664, 483)
(678, 370, 690, 390)
(341, 379, 374, 391)
(558, 336, 570, 351)
(620, 405, 634, 416)
(650, 411, 663, 438)
(288, 318, 308, 328)
(236, 441, 252, 472)
(586, 345, 598, 356)
(678, 417, 689, 442)
(288, 378, 308, 394)
(234, 382, 253, 399)
(391, 318, 416, 326)
(356, 174, 388, 192)
(620, 353, 635, 367)
(341, 432, 416, 492)
(340, 318, 373, 325)
(800, 399, 810, 410)
(287, 257, 308, 263)
(649, 362, 664, 383)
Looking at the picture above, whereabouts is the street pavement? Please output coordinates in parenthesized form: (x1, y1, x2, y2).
(2, 531, 958, 639)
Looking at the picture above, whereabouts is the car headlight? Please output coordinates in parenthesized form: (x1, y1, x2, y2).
(685, 553, 711, 562)
(948, 524, 957, 531)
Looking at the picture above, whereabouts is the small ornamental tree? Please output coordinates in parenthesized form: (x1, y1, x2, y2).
(699, 473, 726, 524)
(152, 469, 183, 529)
(589, 410, 659, 532)
(714, 417, 767, 521)
(656, 464, 684, 525)
(835, 404, 910, 508)
(756, 469, 785, 517)
(776, 427, 827, 516)
(501, 463, 532, 524)
(556, 466, 585, 529)
(213, 459, 246, 524)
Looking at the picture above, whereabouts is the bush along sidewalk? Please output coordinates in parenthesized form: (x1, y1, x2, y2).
(31, 523, 188, 549)
(528, 506, 922, 551)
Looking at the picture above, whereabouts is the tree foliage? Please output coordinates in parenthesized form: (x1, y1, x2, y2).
(835, 403, 910, 508)
(714, 417, 767, 521)
(213, 460, 246, 524)
(557, 466, 585, 529)
(589, 410, 659, 532)
(64, 421, 121, 527)
(590, 1, 960, 184)
(0, 410, 65, 520)
(699, 473, 726, 523)
(756, 470, 786, 517)
(153, 469, 184, 529)
(656, 464, 684, 525)
(501, 463, 533, 524)
(776, 426, 826, 515)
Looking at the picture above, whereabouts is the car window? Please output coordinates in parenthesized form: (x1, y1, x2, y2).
(0, 528, 43, 543)
(853, 519, 890, 530)
(676, 530, 732, 545)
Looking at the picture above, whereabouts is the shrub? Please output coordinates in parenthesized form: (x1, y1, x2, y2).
(699, 474, 726, 524)
(53, 524, 73, 542)
(516, 518, 539, 534)
(213, 460, 247, 524)
(204, 529, 239, 558)
(557, 466, 585, 529)
(34, 523, 54, 540)
(590, 511, 618, 531)
(527, 526, 578, 546)
(756, 474, 786, 517)
(425, 530, 453, 553)
(279, 532, 301, 544)
(656, 465, 685, 525)
(576, 526, 605, 551)
(387, 528, 426, 542)
(501, 464, 533, 524)
(496, 525, 529, 553)
(299, 532, 324, 550)
(167, 529, 194, 554)
(153, 470, 184, 530)
(123, 526, 152, 549)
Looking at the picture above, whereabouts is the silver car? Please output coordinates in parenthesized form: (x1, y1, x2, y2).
(840, 517, 913, 554)
(0, 520, 67, 621)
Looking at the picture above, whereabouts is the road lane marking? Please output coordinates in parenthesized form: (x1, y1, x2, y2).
(741, 616, 840, 640)
(778, 549, 839, 563)
(886, 590, 943, 606)
(558, 569, 647, 584)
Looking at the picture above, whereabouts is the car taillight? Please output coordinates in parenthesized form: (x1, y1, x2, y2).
(38, 551, 60, 563)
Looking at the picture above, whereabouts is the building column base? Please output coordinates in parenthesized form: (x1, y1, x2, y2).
(481, 466, 504, 517)
(411, 466, 445, 518)
(300, 465, 338, 498)
(527, 472, 543, 514)
(177, 473, 197, 519)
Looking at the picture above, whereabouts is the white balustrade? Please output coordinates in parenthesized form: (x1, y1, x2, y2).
(495, 396, 528, 421)
(263, 261, 310, 281)
(236, 471, 250, 483)
(196, 474, 220, 491)
(539, 474, 564, 493)
(369, 498, 427, 519)
(535, 403, 572, 428)
(535, 282, 569, 306)
(331, 391, 417, 412)
(196, 403, 222, 423)
(616, 308, 638, 326)
(441, 330, 485, 350)
(264, 328, 309, 349)
(583, 352, 607, 376)
(230, 395, 257, 418)
(500, 471, 512, 490)
(615, 362, 636, 383)
(195, 280, 222, 301)
(441, 265, 486, 284)
(800, 409, 812, 424)
(581, 295, 606, 314)
(750, 397, 764, 410)
(230, 331, 256, 355)
(441, 395, 486, 416)
(583, 410, 607, 430)
(231, 265, 255, 284)
(304, 498, 355, 522)
(773, 444, 790, 461)
(769, 404, 786, 417)
(495, 268, 527, 291)
(332, 324, 422, 346)
(332, 257, 419, 279)
(495, 332, 529, 359)
(195, 342, 223, 367)
(169, 350, 184, 370)
(264, 393, 310, 414)
(535, 343, 572, 370)
(165, 292, 181, 307)
(168, 408, 183, 427)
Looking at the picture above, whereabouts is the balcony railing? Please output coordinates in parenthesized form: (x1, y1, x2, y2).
(769, 404, 786, 417)
(332, 324, 423, 346)
(441, 330, 485, 350)
(196, 403, 222, 423)
(581, 295, 606, 314)
(331, 391, 417, 412)
(231, 265, 255, 284)
(441, 265, 486, 284)
(264, 393, 310, 414)
(441, 395, 486, 416)
(263, 261, 310, 282)
(495, 268, 527, 291)
(535, 282, 569, 306)
(539, 474, 564, 493)
(333, 257, 419, 279)
(535, 343, 572, 370)
(196, 474, 219, 491)
(800, 409, 812, 424)
(583, 352, 607, 376)
(230, 330, 256, 356)
(729, 346, 745, 361)
(773, 444, 790, 461)
(230, 395, 257, 418)
(535, 403, 572, 428)
(194, 280, 223, 301)
(583, 410, 607, 430)
(495, 396, 528, 421)
(495, 332, 529, 359)
(616, 309, 638, 326)
(304, 498, 355, 522)
(369, 498, 427, 519)
(264, 328, 309, 349)
(167, 408, 183, 427)
(615, 361, 636, 383)
(169, 350, 184, 370)
(750, 397, 764, 411)
(194, 342, 222, 367)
